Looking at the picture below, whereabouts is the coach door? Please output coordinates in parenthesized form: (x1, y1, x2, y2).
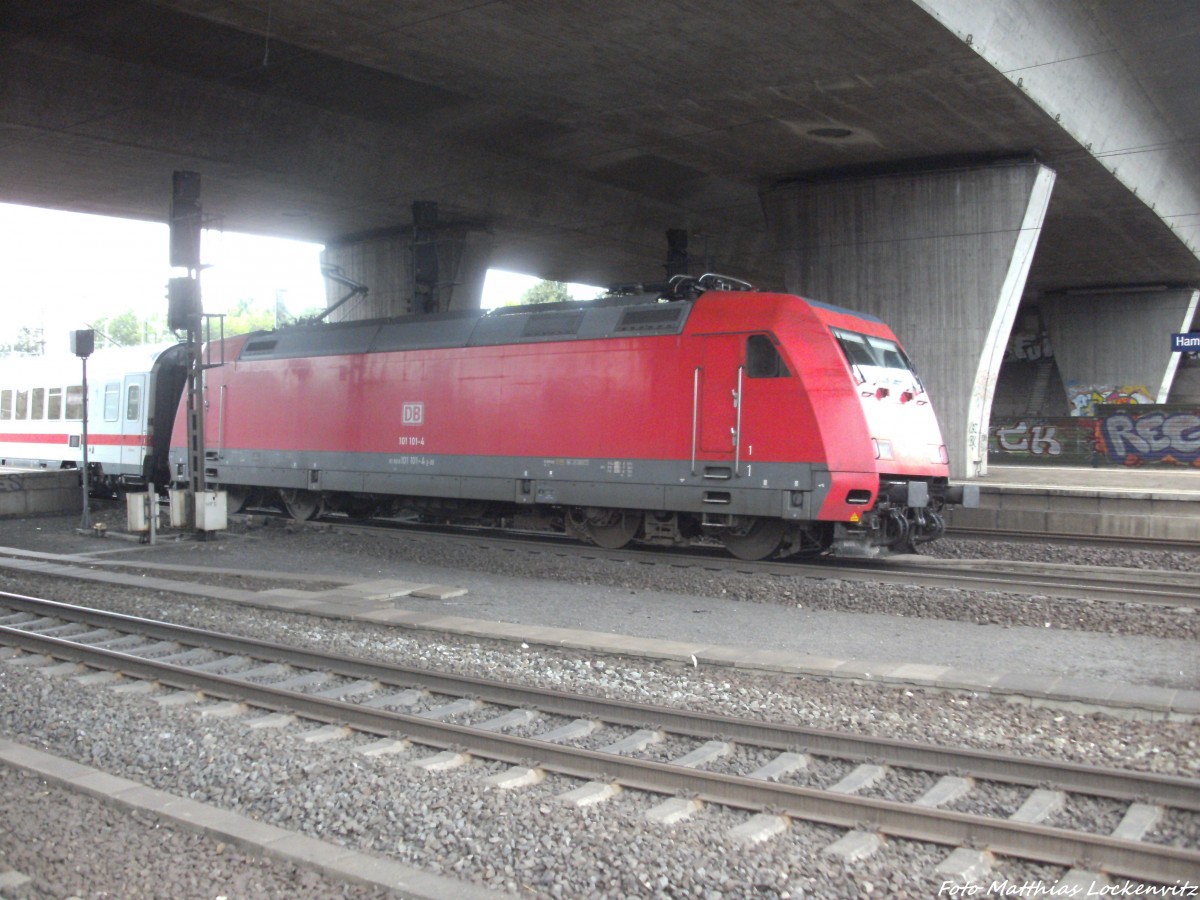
(121, 374, 147, 474)
(696, 335, 742, 460)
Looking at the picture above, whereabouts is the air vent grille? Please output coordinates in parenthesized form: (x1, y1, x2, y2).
(615, 306, 684, 332)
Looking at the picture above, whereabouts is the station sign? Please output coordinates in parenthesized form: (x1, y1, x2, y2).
(1172, 333, 1200, 352)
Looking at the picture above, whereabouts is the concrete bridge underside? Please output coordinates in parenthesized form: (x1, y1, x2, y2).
(2, 0, 1198, 475)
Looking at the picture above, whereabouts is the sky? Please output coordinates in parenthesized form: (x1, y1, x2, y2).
(0, 202, 598, 351)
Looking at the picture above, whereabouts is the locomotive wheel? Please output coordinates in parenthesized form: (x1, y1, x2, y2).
(585, 509, 641, 549)
(280, 489, 323, 521)
(720, 517, 787, 561)
(222, 486, 249, 514)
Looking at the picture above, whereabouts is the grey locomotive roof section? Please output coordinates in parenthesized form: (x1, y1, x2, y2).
(237, 295, 693, 362)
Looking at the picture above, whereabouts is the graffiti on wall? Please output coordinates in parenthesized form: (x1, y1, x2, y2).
(995, 422, 1062, 456)
(990, 406, 1200, 468)
(1006, 330, 1054, 362)
(1095, 410, 1200, 467)
(1066, 382, 1153, 417)
(1005, 310, 1054, 363)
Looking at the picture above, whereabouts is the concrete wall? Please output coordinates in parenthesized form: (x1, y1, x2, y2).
(1170, 358, 1200, 405)
(763, 160, 1055, 478)
(1041, 288, 1200, 413)
(0, 468, 81, 518)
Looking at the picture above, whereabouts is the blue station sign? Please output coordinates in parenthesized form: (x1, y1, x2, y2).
(1172, 333, 1200, 351)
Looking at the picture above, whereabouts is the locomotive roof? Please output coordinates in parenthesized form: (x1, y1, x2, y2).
(237, 293, 696, 362)
(805, 297, 886, 325)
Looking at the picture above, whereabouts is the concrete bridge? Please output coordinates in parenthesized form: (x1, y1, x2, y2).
(2, 0, 1197, 475)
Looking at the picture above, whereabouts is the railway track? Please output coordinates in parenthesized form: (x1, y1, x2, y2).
(285, 514, 1200, 610)
(2, 590, 1196, 885)
(944, 527, 1200, 555)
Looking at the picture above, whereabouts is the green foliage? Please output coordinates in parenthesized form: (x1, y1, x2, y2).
(105, 311, 148, 346)
(223, 295, 325, 335)
(518, 280, 573, 306)
(89, 310, 169, 348)
(222, 297, 277, 336)
(84, 295, 329, 345)
(0, 326, 45, 356)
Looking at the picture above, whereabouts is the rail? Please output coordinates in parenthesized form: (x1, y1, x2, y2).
(2, 592, 1197, 883)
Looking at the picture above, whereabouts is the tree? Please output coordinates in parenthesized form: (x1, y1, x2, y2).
(518, 280, 573, 305)
(101, 310, 144, 347)
(0, 326, 44, 356)
(219, 294, 324, 335)
(90, 309, 169, 348)
(222, 297, 277, 336)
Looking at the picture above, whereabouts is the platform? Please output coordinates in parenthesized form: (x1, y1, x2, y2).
(948, 465, 1200, 542)
(0, 467, 80, 519)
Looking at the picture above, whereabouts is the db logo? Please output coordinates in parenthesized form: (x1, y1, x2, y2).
(402, 402, 424, 425)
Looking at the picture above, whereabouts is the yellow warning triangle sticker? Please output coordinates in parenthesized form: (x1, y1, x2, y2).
(849, 513, 860, 522)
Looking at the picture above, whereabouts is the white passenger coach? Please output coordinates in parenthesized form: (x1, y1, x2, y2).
(0, 343, 189, 492)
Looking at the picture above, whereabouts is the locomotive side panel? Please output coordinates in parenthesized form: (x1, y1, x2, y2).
(200, 336, 698, 505)
(189, 319, 839, 522)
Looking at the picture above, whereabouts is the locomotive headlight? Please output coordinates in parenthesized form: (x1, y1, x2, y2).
(872, 438, 893, 460)
(930, 444, 949, 464)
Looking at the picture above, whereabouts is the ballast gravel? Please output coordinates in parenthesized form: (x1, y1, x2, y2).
(0, 765, 393, 900)
(0, 513, 1196, 898)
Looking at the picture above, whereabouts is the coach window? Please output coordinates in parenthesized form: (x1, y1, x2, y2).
(15, 389, 28, 419)
(0, 389, 11, 419)
(31, 387, 45, 420)
(47, 387, 63, 420)
(103, 383, 120, 421)
(66, 386, 83, 420)
(126, 383, 141, 421)
(746, 334, 790, 378)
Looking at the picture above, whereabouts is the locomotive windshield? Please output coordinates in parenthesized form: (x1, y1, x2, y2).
(832, 328, 923, 391)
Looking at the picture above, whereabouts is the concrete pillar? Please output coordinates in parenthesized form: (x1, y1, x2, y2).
(1041, 288, 1200, 414)
(320, 226, 493, 321)
(1170, 358, 1200, 405)
(915, 0, 1200, 263)
(762, 160, 1056, 478)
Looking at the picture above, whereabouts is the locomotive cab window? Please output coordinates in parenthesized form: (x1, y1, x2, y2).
(833, 331, 876, 383)
(832, 328, 921, 390)
(745, 334, 790, 378)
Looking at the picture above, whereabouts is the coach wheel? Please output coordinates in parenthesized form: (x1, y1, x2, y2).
(720, 517, 787, 561)
(584, 509, 641, 550)
(280, 489, 323, 521)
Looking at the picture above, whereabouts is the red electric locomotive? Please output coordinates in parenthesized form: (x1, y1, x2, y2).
(169, 275, 975, 558)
